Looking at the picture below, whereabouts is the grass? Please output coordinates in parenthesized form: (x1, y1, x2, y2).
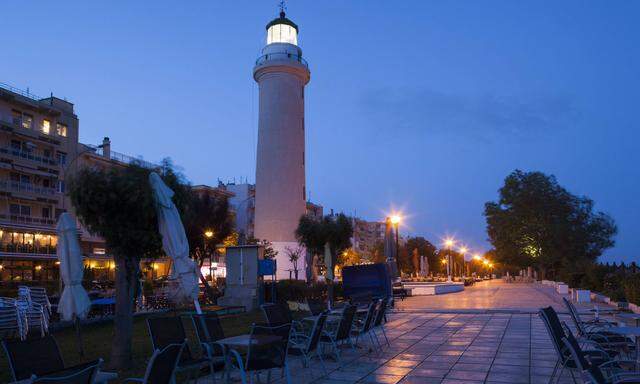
(0, 309, 263, 383)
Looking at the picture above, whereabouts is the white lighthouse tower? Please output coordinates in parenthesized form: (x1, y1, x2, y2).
(253, 9, 310, 279)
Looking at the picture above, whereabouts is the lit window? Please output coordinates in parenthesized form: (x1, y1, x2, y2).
(267, 23, 298, 45)
(41, 119, 51, 134)
(56, 123, 67, 137)
(56, 152, 67, 165)
(93, 248, 106, 255)
(22, 114, 33, 129)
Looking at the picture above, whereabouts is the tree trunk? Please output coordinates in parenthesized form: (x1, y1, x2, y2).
(110, 257, 136, 370)
(197, 258, 217, 304)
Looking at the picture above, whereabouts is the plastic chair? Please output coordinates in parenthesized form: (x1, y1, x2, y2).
(31, 359, 102, 384)
(229, 324, 291, 384)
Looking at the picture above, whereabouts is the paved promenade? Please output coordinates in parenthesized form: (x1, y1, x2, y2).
(262, 280, 591, 384)
(396, 279, 589, 312)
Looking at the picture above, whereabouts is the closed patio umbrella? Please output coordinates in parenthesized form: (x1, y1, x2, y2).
(384, 218, 398, 278)
(57, 212, 91, 355)
(149, 172, 200, 312)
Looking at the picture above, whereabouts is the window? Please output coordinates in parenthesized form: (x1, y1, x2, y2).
(9, 204, 30, 216)
(267, 23, 298, 45)
(43, 149, 51, 158)
(42, 207, 50, 219)
(56, 123, 67, 137)
(11, 110, 21, 125)
(20, 175, 30, 184)
(10, 140, 21, 151)
(41, 119, 51, 134)
(10, 173, 20, 182)
(57, 180, 65, 193)
(42, 179, 50, 188)
(56, 152, 67, 165)
(22, 114, 33, 129)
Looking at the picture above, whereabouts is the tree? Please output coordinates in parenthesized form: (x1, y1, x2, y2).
(370, 240, 387, 264)
(402, 237, 437, 276)
(295, 213, 353, 304)
(484, 170, 617, 280)
(182, 191, 233, 301)
(285, 246, 303, 279)
(68, 162, 189, 369)
(339, 248, 361, 267)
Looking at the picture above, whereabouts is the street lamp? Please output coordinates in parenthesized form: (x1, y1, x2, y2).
(459, 246, 468, 279)
(390, 215, 401, 277)
(443, 238, 455, 282)
(204, 230, 214, 280)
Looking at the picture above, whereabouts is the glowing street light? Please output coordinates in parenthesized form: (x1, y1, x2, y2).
(442, 237, 455, 282)
(388, 214, 402, 277)
(390, 215, 401, 225)
(204, 230, 214, 238)
(459, 246, 468, 278)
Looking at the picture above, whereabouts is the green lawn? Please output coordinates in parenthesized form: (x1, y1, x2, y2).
(0, 310, 263, 383)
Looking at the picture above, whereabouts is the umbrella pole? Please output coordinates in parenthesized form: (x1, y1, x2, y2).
(74, 315, 85, 356)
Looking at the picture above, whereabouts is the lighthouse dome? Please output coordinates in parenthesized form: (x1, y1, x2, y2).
(266, 11, 298, 45)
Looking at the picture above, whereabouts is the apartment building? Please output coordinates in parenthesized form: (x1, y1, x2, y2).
(0, 83, 79, 282)
(352, 217, 385, 258)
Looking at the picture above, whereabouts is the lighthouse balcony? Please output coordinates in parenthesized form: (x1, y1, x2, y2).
(255, 52, 308, 68)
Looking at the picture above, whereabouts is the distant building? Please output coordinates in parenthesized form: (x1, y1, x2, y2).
(351, 218, 385, 259)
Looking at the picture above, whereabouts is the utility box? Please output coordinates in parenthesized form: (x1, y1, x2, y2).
(218, 245, 264, 311)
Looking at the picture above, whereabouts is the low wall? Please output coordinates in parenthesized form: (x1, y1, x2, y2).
(402, 282, 464, 296)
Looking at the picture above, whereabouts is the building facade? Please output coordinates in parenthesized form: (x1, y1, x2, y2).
(352, 218, 385, 259)
(0, 83, 79, 282)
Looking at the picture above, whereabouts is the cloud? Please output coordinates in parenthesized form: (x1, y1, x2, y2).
(359, 88, 579, 140)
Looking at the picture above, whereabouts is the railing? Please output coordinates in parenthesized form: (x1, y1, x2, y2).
(0, 146, 58, 166)
(0, 82, 44, 102)
(86, 144, 158, 169)
(0, 243, 57, 255)
(0, 180, 58, 196)
(0, 214, 56, 227)
(255, 52, 308, 67)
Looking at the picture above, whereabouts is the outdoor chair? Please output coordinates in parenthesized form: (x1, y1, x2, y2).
(228, 323, 292, 384)
(562, 298, 631, 349)
(261, 302, 293, 327)
(190, 313, 227, 380)
(30, 359, 103, 384)
(0, 302, 25, 340)
(562, 332, 640, 384)
(287, 311, 328, 377)
(371, 298, 390, 346)
(351, 299, 379, 348)
(17, 286, 48, 337)
(306, 298, 326, 316)
(26, 286, 52, 319)
(147, 316, 213, 382)
(320, 304, 357, 361)
(123, 342, 186, 384)
(539, 306, 614, 384)
(1, 335, 116, 383)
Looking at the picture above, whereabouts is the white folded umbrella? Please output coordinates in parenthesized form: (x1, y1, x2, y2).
(57, 212, 91, 321)
(149, 172, 200, 311)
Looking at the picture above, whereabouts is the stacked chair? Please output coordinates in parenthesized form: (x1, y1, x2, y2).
(16, 286, 49, 337)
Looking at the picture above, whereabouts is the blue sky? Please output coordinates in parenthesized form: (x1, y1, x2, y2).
(1, 1, 638, 262)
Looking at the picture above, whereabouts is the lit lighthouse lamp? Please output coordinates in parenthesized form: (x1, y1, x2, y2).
(267, 11, 298, 45)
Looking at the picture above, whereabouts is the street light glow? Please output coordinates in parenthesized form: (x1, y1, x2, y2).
(441, 258, 447, 264)
(483, 259, 490, 266)
(459, 246, 468, 254)
(444, 238, 455, 248)
(473, 254, 482, 261)
(390, 215, 401, 225)
(204, 230, 214, 238)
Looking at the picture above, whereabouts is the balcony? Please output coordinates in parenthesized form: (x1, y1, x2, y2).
(86, 144, 158, 169)
(255, 52, 308, 67)
(0, 146, 58, 166)
(0, 180, 58, 196)
(0, 213, 56, 227)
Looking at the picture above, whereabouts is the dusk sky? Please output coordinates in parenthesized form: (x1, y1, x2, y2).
(1, 1, 638, 262)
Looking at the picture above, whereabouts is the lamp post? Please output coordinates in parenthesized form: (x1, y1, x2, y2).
(204, 230, 214, 280)
(390, 215, 401, 278)
(459, 246, 468, 279)
(444, 238, 454, 282)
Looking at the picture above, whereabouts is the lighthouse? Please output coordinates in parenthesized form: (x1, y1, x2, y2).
(253, 9, 310, 279)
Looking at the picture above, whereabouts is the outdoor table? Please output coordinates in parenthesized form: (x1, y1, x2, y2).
(608, 326, 640, 370)
(216, 334, 282, 383)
